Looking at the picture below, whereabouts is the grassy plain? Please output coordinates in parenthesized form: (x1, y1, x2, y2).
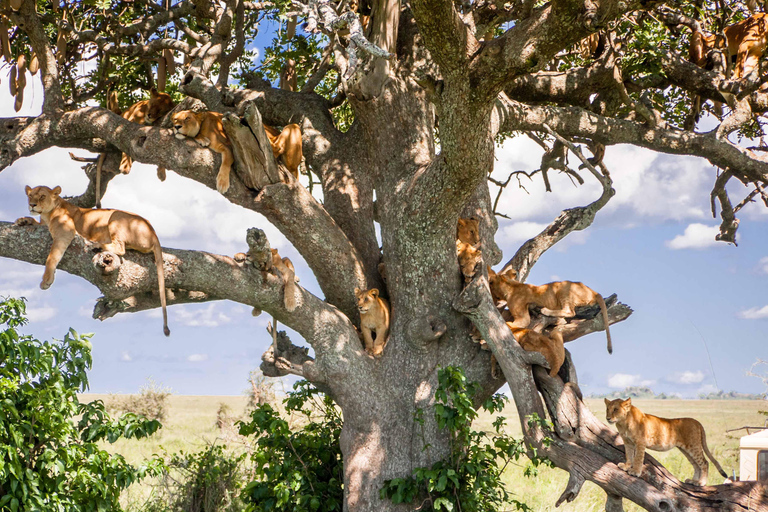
(79, 394, 766, 512)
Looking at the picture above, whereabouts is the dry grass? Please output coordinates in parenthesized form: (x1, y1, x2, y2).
(80, 394, 766, 512)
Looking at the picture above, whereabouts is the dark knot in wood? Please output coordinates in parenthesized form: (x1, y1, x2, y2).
(92, 250, 121, 274)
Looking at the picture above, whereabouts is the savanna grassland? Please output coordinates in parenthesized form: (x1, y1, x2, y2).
(80, 394, 766, 512)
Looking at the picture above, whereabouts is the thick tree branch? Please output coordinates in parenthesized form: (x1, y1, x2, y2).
(0, 221, 356, 357)
(497, 96, 768, 185)
(408, 0, 471, 73)
(470, 0, 646, 98)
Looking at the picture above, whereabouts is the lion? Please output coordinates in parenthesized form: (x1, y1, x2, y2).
(118, 88, 176, 178)
(457, 217, 480, 245)
(488, 267, 612, 354)
(725, 13, 768, 81)
(605, 398, 728, 485)
(172, 110, 234, 194)
(354, 287, 390, 356)
(263, 123, 303, 180)
(456, 240, 482, 283)
(507, 324, 564, 378)
(15, 185, 169, 336)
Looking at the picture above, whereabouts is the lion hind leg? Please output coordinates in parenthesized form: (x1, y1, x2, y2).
(99, 238, 126, 256)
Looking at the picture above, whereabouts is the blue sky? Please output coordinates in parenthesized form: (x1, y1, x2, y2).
(0, 40, 766, 398)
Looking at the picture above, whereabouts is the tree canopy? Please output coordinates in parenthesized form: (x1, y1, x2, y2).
(0, 0, 767, 510)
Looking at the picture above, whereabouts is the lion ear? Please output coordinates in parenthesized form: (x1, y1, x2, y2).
(150, 87, 158, 97)
(370, 288, 379, 297)
(354, 287, 361, 295)
(624, 398, 632, 406)
(604, 398, 609, 405)
(25, 185, 32, 195)
(52, 186, 62, 196)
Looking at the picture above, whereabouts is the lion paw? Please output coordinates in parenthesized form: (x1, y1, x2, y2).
(628, 467, 643, 477)
(40, 274, 54, 290)
(14, 217, 35, 226)
(197, 136, 211, 147)
(217, 173, 230, 194)
(617, 462, 630, 471)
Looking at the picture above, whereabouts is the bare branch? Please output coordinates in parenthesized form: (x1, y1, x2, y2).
(293, 0, 393, 78)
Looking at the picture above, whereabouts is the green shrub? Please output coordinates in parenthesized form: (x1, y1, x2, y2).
(145, 444, 247, 512)
(0, 297, 164, 512)
(238, 380, 344, 512)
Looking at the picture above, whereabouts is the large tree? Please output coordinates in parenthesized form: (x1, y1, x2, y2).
(1, 0, 767, 510)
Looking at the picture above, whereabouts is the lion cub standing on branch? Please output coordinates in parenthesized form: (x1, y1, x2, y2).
(15, 185, 170, 336)
(172, 110, 235, 194)
(354, 288, 390, 356)
(605, 398, 727, 485)
(488, 267, 612, 354)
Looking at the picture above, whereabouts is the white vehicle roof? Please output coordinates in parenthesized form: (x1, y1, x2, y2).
(740, 429, 768, 450)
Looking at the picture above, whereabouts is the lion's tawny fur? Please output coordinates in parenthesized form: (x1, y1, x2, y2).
(271, 248, 298, 312)
(725, 13, 768, 80)
(507, 324, 564, 377)
(263, 123, 303, 180)
(605, 398, 727, 485)
(16, 185, 170, 336)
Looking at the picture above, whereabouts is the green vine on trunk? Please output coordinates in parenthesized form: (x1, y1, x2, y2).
(380, 366, 552, 512)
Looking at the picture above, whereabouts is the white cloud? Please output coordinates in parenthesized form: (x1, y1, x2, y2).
(498, 221, 547, 245)
(187, 353, 209, 362)
(667, 370, 705, 385)
(25, 305, 58, 322)
(665, 223, 721, 250)
(174, 303, 232, 327)
(608, 374, 641, 388)
(738, 305, 768, 320)
(120, 351, 133, 362)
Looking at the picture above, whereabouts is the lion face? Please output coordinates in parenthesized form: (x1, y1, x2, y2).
(457, 217, 480, 246)
(171, 110, 201, 139)
(25, 185, 61, 215)
(605, 398, 632, 424)
(144, 88, 175, 125)
(354, 288, 379, 314)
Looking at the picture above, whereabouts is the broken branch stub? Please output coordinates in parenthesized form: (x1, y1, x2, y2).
(245, 227, 272, 271)
(222, 101, 281, 191)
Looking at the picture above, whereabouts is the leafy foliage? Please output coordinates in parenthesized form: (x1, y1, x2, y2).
(0, 297, 164, 512)
(238, 380, 344, 512)
(380, 366, 549, 512)
(145, 444, 248, 512)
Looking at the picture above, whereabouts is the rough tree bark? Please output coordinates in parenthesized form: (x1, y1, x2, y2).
(0, 1, 767, 511)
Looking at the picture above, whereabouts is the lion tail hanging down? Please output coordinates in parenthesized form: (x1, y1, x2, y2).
(596, 293, 611, 354)
(152, 241, 170, 336)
